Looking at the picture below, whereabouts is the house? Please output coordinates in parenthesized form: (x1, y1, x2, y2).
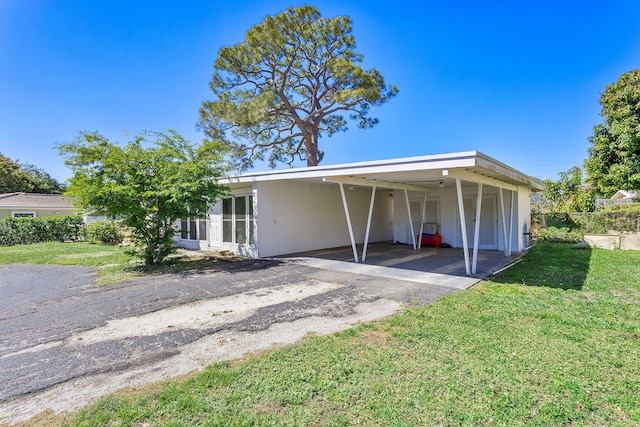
(176, 151, 544, 275)
(596, 190, 639, 209)
(0, 192, 79, 219)
(611, 190, 638, 201)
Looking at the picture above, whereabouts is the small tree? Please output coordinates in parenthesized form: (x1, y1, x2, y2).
(58, 131, 228, 265)
(585, 69, 640, 196)
(541, 166, 595, 213)
(199, 5, 398, 170)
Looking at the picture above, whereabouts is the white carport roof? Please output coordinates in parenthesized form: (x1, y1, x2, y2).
(219, 150, 544, 192)
(219, 151, 543, 276)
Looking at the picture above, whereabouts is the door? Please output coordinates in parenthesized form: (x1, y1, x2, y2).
(209, 202, 221, 246)
(456, 195, 497, 249)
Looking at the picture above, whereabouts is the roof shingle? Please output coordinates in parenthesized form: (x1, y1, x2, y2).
(0, 193, 78, 209)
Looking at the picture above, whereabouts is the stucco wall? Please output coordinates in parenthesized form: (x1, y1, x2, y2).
(0, 209, 78, 220)
(393, 186, 525, 252)
(255, 181, 393, 257)
(516, 186, 532, 251)
(197, 178, 533, 257)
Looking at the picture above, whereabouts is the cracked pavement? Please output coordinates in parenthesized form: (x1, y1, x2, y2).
(0, 259, 459, 424)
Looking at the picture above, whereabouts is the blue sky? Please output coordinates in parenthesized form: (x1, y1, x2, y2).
(1, 0, 639, 183)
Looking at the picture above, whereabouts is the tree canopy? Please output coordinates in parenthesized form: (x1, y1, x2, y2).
(58, 131, 228, 265)
(0, 153, 65, 194)
(585, 69, 640, 197)
(199, 5, 398, 170)
(540, 166, 594, 213)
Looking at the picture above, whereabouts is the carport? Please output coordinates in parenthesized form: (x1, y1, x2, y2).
(184, 151, 543, 275)
(282, 241, 523, 289)
(322, 166, 528, 275)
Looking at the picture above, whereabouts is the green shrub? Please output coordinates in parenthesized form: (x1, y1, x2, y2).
(82, 221, 124, 245)
(569, 205, 640, 233)
(535, 205, 640, 237)
(535, 226, 582, 242)
(0, 216, 84, 246)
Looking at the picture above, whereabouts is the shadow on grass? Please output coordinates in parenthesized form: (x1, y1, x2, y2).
(488, 241, 591, 290)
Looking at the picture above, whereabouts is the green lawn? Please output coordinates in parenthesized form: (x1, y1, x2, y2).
(0, 241, 221, 285)
(29, 243, 640, 426)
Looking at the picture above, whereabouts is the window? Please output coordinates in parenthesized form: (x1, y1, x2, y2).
(180, 218, 207, 241)
(12, 212, 35, 218)
(222, 198, 233, 243)
(222, 195, 254, 245)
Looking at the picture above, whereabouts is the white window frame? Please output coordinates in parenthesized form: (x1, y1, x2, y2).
(180, 217, 207, 241)
(222, 195, 254, 246)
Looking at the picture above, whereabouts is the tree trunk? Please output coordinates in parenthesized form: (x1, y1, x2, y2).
(306, 133, 319, 167)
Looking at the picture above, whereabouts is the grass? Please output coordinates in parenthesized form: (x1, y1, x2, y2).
(21, 242, 640, 426)
(0, 241, 222, 285)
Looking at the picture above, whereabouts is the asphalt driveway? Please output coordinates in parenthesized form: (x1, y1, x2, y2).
(0, 259, 459, 424)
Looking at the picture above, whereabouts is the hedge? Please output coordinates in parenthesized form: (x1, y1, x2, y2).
(569, 206, 640, 234)
(534, 204, 640, 235)
(82, 221, 124, 245)
(0, 216, 84, 246)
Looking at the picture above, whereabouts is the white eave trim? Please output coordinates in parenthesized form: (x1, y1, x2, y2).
(322, 176, 431, 193)
(218, 150, 543, 191)
(220, 151, 478, 184)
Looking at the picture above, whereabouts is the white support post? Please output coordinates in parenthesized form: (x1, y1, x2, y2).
(455, 177, 471, 275)
(499, 188, 508, 256)
(362, 185, 377, 262)
(417, 191, 427, 249)
(472, 183, 483, 274)
(404, 189, 417, 250)
(339, 182, 359, 262)
(508, 190, 515, 256)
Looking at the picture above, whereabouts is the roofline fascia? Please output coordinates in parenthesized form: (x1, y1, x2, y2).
(219, 151, 478, 184)
(474, 151, 544, 191)
(218, 150, 544, 191)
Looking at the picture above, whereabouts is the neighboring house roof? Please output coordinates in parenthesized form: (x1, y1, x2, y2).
(220, 150, 545, 191)
(611, 190, 638, 200)
(0, 193, 78, 210)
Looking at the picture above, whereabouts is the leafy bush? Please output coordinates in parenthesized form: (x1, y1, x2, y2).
(534, 205, 640, 238)
(569, 204, 640, 233)
(82, 221, 124, 245)
(0, 216, 84, 246)
(535, 226, 582, 242)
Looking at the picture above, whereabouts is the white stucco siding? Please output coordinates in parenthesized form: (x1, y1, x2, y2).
(255, 180, 392, 257)
(393, 190, 439, 244)
(516, 186, 532, 251)
(190, 151, 542, 258)
(0, 209, 79, 219)
(394, 188, 470, 247)
(393, 186, 523, 252)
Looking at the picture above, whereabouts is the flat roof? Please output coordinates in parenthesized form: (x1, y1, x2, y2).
(220, 151, 544, 191)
